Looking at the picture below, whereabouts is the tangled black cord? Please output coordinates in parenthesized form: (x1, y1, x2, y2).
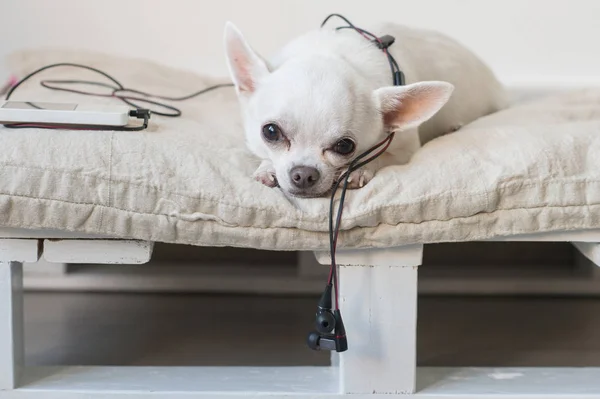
(3, 62, 234, 128)
(319, 14, 402, 312)
(321, 13, 404, 86)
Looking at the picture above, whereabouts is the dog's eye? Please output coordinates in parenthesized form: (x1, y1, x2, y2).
(333, 138, 356, 155)
(262, 123, 283, 142)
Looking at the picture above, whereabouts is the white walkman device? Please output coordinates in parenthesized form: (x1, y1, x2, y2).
(0, 101, 130, 126)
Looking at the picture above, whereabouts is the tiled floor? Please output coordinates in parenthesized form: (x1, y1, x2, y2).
(23, 292, 600, 367)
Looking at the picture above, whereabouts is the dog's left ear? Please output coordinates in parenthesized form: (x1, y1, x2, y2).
(224, 22, 270, 95)
(374, 81, 454, 131)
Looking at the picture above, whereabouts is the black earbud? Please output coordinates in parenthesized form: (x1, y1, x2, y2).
(306, 309, 348, 352)
(315, 310, 336, 334)
(306, 285, 348, 352)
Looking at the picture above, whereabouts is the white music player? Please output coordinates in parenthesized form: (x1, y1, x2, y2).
(0, 101, 130, 126)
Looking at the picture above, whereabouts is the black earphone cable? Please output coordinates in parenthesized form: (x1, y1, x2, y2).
(5, 62, 123, 100)
(320, 13, 402, 317)
(322, 14, 403, 86)
(327, 133, 395, 310)
(3, 62, 234, 129)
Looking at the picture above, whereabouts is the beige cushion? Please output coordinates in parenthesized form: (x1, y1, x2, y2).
(1, 49, 600, 250)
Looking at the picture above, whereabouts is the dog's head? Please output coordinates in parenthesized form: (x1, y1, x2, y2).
(224, 22, 453, 198)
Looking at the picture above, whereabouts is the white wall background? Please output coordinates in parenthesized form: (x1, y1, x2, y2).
(1, 0, 600, 88)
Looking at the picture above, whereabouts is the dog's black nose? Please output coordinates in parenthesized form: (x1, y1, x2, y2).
(290, 166, 320, 189)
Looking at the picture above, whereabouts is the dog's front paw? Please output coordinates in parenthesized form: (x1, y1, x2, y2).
(346, 167, 375, 189)
(253, 160, 278, 188)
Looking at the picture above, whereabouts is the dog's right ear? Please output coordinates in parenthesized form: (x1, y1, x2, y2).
(224, 22, 270, 96)
(373, 81, 454, 132)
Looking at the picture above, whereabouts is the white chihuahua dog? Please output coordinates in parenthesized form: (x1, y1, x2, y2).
(224, 20, 507, 198)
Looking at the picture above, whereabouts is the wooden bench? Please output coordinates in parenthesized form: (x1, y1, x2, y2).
(2, 227, 600, 398)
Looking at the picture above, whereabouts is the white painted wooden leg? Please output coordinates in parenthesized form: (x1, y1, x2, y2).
(573, 242, 600, 267)
(316, 245, 422, 395)
(0, 262, 24, 390)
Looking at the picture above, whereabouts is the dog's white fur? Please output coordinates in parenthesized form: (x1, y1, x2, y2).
(224, 21, 507, 197)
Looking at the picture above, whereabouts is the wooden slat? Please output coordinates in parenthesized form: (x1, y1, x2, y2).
(488, 230, 600, 242)
(42, 240, 153, 265)
(0, 228, 108, 239)
(315, 244, 423, 267)
(1, 227, 600, 243)
(0, 240, 40, 263)
(8, 366, 600, 398)
(19, 366, 337, 395)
